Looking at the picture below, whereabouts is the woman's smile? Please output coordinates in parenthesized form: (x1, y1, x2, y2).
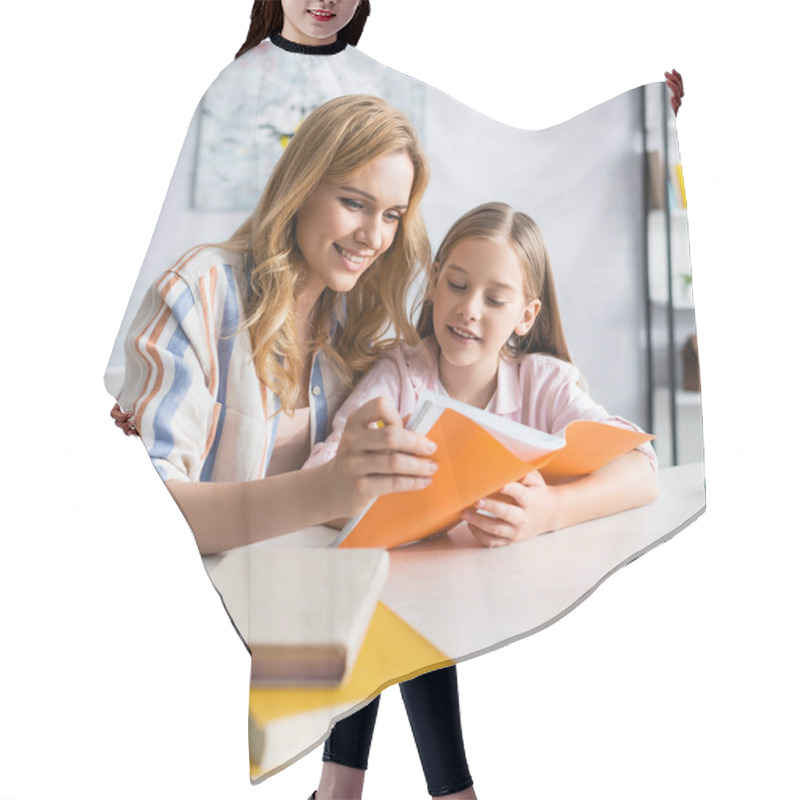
(293, 151, 414, 298)
(333, 242, 374, 272)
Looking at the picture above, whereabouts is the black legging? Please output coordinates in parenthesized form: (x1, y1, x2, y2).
(323, 665, 473, 797)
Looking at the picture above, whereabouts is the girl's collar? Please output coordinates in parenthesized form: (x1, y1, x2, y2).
(269, 33, 348, 55)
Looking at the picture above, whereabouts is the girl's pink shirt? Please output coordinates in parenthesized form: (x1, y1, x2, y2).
(304, 337, 657, 471)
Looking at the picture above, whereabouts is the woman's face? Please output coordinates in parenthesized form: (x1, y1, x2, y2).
(294, 152, 415, 296)
(281, 0, 360, 46)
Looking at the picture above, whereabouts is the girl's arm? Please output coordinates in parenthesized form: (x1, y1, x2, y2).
(463, 357, 659, 546)
(170, 396, 438, 555)
(111, 402, 138, 436)
(462, 449, 658, 548)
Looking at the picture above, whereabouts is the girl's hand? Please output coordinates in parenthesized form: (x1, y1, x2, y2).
(321, 396, 438, 520)
(462, 470, 555, 548)
(110, 403, 138, 436)
(665, 69, 684, 115)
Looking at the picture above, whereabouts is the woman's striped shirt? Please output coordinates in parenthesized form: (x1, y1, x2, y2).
(118, 246, 349, 484)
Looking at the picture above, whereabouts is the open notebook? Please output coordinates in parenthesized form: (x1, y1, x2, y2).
(336, 390, 654, 550)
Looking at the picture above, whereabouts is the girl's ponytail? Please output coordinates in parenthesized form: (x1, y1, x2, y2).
(510, 250, 572, 364)
(342, 1, 371, 45)
(236, 1, 281, 59)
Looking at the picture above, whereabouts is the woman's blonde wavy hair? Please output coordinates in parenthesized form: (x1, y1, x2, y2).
(416, 202, 572, 364)
(224, 94, 430, 411)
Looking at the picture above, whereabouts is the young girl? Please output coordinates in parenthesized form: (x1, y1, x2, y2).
(306, 201, 658, 546)
(305, 203, 658, 799)
(237, 0, 371, 56)
(109, 4, 673, 793)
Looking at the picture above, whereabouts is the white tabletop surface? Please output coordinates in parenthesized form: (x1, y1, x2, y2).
(204, 462, 704, 775)
(208, 462, 704, 664)
(381, 462, 704, 659)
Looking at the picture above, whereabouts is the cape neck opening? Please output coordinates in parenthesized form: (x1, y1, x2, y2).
(269, 33, 348, 55)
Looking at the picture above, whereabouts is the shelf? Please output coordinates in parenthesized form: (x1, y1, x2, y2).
(654, 388, 702, 406)
(650, 297, 695, 311)
(648, 207, 687, 217)
(676, 390, 702, 406)
(647, 208, 692, 308)
(644, 83, 701, 468)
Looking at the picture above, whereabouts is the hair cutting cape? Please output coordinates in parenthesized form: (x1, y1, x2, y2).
(105, 38, 703, 781)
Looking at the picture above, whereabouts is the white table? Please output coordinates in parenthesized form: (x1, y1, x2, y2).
(205, 462, 705, 777)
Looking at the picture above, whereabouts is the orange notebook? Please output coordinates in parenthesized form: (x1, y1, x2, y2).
(336, 390, 654, 550)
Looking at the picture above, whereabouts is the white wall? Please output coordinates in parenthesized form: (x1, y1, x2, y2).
(422, 84, 648, 423)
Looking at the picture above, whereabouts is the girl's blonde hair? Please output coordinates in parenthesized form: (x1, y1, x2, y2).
(416, 202, 571, 364)
(224, 94, 430, 411)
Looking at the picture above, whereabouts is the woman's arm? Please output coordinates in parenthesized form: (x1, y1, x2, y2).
(167, 464, 339, 554)
(120, 263, 436, 555)
(462, 450, 658, 548)
(170, 396, 438, 555)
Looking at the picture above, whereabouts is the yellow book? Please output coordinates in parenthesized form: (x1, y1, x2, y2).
(249, 602, 451, 777)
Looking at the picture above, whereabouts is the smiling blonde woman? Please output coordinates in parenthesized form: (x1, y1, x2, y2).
(118, 94, 433, 555)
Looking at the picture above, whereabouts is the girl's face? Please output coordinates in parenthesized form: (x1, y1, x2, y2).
(294, 152, 415, 297)
(433, 237, 541, 375)
(281, 0, 360, 46)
